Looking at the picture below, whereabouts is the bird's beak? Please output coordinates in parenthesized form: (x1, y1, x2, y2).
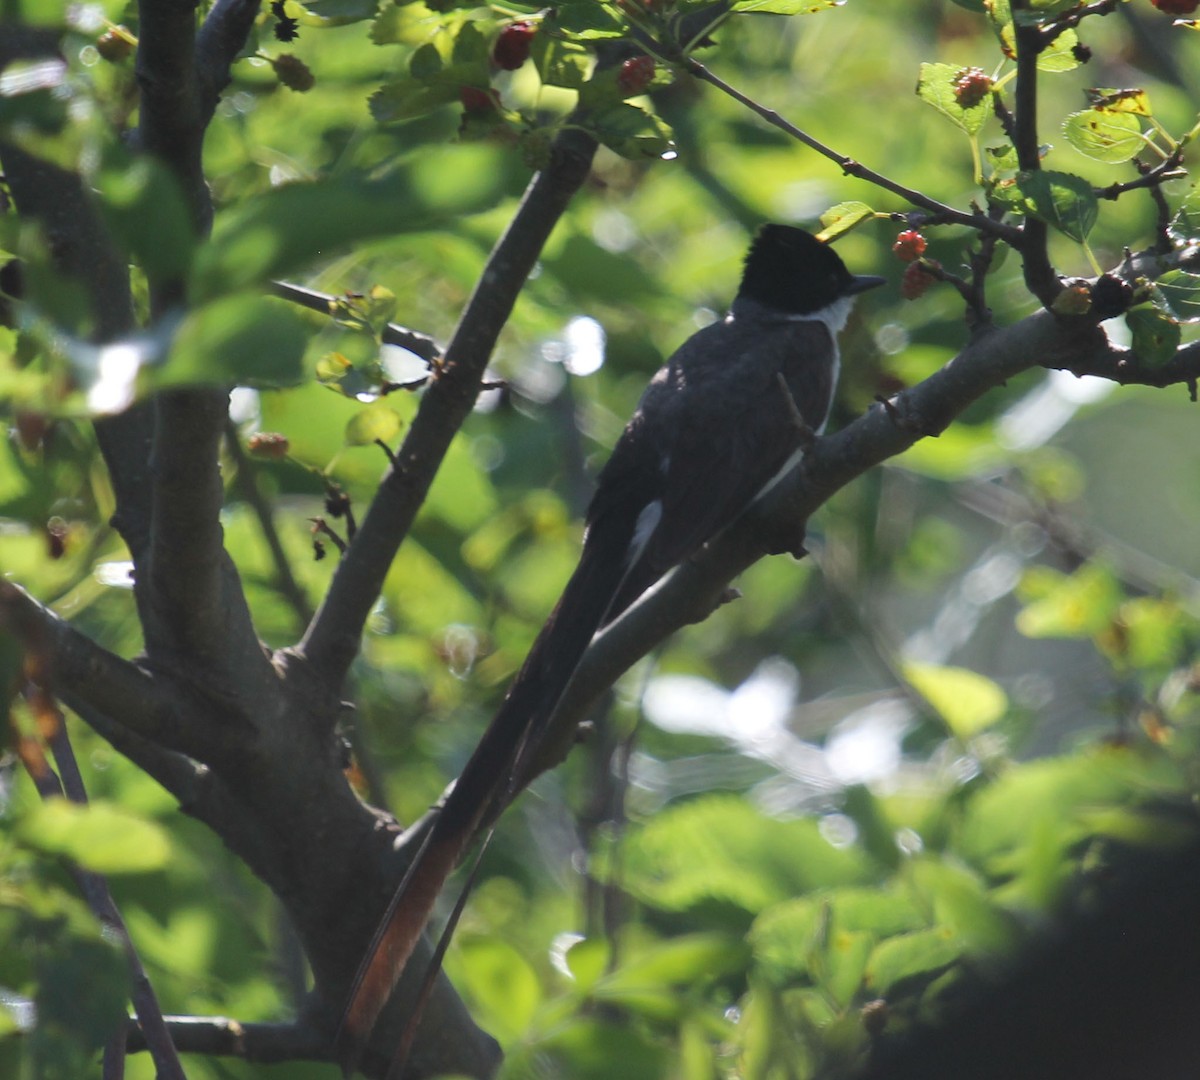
(847, 274, 888, 295)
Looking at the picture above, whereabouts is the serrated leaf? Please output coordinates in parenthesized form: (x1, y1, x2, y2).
(586, 103, 673, 160)
(1037, 27, 1080, 72)
(916, 62, 993, 136)
(986, 142, 1019, 171)
(1084, 87, 1152, 116)
(1063, 109, 1143, 164)
(1125, 303, 1182, 367)
(904, 662, 1008, 739)
(17, 799, 171, 874)
(864, 927, 961, 995)
(409, 42, 443, 79)
(370, 77, 461, 122)
(818, 201, 874, 241)
(1016, 169, 1097, 242)
(451, 20, 489, 64)
(1154, 269, 1200, 324)
(531, 35, 590, 89)
(1168, 186, 1200, 245)
(546, 2, 624, 40)
(344, 401, 403, 446)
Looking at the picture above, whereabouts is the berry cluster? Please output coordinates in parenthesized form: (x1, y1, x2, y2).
(953, 67, 992, 109)
(248, 432, 291, 459)
(891, 230, 927, 262)
(618, 55, 656, 96)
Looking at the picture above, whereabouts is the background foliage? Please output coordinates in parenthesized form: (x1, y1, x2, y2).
(3, 0, 1200, 1077)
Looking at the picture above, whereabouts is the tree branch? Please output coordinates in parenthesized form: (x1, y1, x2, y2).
(126, 1015, 332, 1063)
(297, 125, 600, 690)
(1012, 1, 1059, 306)
(135, 0, 207, 235)
(195, 0, 263, 123)
(270, 281, 442, 365)
(0, 582, 186, 745)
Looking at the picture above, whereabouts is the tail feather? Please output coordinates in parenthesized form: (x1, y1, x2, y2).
(337, 524, 631, 1072)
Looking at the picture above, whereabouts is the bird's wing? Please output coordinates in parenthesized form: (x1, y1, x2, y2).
(604, 318, 835, 620)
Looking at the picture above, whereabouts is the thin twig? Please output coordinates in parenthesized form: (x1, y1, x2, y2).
(40, 716, 188, 1080)
(1097, 157, 1188, 202)
(226, 421, 315, 627)
(126, 1016, 332, 1062)
(678, 57, 1022, 245)
(270, 281, 442, 364)
(1040, 0, 1122, 46)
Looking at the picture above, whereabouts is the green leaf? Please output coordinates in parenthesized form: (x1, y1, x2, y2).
(1168, 185, 1200, 245)
(1154, 269, 1200, 324)
(910, 860, 1020, 953)
(564, 936, 611, 991)
(864, 927, 960, 995)
(1125, 303, 1182, 367)
(1036, 27, 1081, 72)
(585, 103, 673, 160)
(94, 154, 197, 281)
(17, 799, 171, 874)
(916, 62, 993, 136)
(344, 401, 404, 446)
(1062, 109, 1143, 164)
(730, 0, 845, 12)
(621, 795, 872, 914)
(598, 933, 748, 993)
(818, 201, 875, 241)
(192, 158, 503, 299)
(451, 20, 489, 64)
(842, 785, 901, 869)
(535, 1018, 670, 1080)
(159, 295, 309, 389)
(454, 935, 541, 1042)
(532, 35, 591, 89)
(904, 662, 1008, 739)
(1016, 562, 1123, 639)
(1016, 169, 1097, 242)
(298, 0, 379, 25)
(409, 42, 443, 79)
(370, 77, 462, 123)
(546, 2, 625, 40)
(985, 142, 1019, 171)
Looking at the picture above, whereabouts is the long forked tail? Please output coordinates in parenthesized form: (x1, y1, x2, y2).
(337, 525, 631, 1074)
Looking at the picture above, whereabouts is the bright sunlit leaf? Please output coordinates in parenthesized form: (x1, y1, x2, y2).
(904, 662, 1008, 739)
(17, 799, 171, 874)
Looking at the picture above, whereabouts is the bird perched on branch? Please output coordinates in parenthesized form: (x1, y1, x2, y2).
(339, 223, 885, 1075)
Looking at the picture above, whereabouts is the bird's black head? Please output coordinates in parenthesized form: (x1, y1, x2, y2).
(738, 224, 884, 316)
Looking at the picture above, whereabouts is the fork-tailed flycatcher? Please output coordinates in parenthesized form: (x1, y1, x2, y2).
(339, 224, 885, 1073)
